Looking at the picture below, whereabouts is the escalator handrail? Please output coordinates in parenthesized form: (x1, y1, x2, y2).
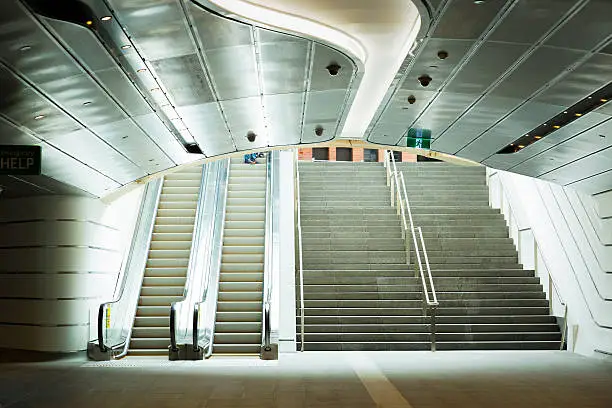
(95, 178, 163, 355)
(169, 164, 209, 351)
(261, 151, 276, 352)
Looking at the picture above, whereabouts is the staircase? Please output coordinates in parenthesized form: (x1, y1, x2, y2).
(129, 165, 204, 356)
(297, 161, 561, 351)
(213, 157, 266, 354)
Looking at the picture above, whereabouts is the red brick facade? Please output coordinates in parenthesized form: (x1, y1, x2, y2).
(298, 147, 416, 163)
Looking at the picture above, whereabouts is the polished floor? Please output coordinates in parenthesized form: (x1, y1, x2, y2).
(1, 351, 612, 407)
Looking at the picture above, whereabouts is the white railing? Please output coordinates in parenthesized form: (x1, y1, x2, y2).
(383, 151, 439, 350)
(294, 149, 305, 351)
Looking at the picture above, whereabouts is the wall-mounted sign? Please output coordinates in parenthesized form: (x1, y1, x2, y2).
(406, 128, 432, 149)
(0, 145, 42, 175)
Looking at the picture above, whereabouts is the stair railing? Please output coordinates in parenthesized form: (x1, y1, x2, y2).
(88, 177, 163, 360)
(294, 149, 305, 351)
(261, 151, 280, 359)
(385, 150, 439, 351)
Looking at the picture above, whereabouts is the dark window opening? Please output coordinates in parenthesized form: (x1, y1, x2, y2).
(336, 147, 353, 162)
(313, 147, 329, 161)
(364, 149, 379, 162)
(392, 151, 402, 162)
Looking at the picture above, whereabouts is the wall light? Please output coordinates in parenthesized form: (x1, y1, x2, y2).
(121, 45, 132, 50)
(101, 16, 112, 21)
(34, 115, 45, 120)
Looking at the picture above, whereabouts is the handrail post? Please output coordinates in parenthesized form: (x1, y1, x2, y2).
(430, 305, 437, 352)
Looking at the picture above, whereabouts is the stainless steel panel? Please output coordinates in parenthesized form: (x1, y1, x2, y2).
(37, 74, 127, 128)
(416, 92, 480, 137)
(89, 119, 174, 172)
(107, 0, 194, 60)
(369, 123, 409, 145)
(432, 0, 508, 39)
(541, 145, 612, 185)
(546, 0, 612, 51)
(490, 47, 585, 100)
(309, 44, 353, 92)
(259, 37, 309, 95)
(535, 53, 612, 107)
(0, 116, 39, 145)
(176, 103, 234, 156)
(567, 168, 612, 194)
(302, 90, 347, 143)
(149, 54, 215, 106)
(132, 113, 193, 164)
(206, 46, 259, 100)
(44, 129, 145, 184)
(401, 39, 474, 92)
(190, 2, 252, 50)
(221, 97, 266, 151)
(94, 67, 152, 117)
(41, 144, 120, 196)
(0, 175, 52, 198)
(488, 0, 575, 44)
(445, 42, 528, 95)
(264, 93, 302, 146)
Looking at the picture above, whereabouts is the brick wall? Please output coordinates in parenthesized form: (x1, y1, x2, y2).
(298, 147, 416, 162)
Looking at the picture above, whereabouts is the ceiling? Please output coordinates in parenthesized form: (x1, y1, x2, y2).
(0, 0, 611, 198)
(367, 0, 612, 195)
(0, 0, 357, 197)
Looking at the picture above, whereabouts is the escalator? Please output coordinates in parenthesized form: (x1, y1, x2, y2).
(129, 165, 204, 356)
(213, 157, 267, 355)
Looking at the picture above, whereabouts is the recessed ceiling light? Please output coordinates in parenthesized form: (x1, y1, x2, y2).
(553, 125, 560, 129)
(137, 68, 147, 73)
(518, 145, 525, 148)
(588, 96, 593, 99)
(474, 0, 486, 4)
(19, 45, 32, 51)
(34, 114, 45, 120)
(101, 16, 112, 21)
(534, 136, 542, 139)
(563, 111, 568, 114)
(575, 113, 583, 117)
(121, 44, 131, 50)
(601, 98, 609, 103)
(86, 20, 93, 26)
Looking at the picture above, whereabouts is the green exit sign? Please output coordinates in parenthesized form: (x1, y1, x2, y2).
(0, 145, 42, 175)
(406, 128, 432, 149)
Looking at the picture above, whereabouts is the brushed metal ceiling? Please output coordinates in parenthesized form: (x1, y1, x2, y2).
(0, 0, 357, 197)
(367, 0, 612, 195)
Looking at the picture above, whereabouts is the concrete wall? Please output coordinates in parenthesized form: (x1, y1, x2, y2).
(0, 188, 144, 352)
(487, 169, 612, 356)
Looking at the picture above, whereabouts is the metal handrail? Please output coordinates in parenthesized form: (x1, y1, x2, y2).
(261, 152, 274, 353)
(94, 178, 163, 359)
(295, 149, 305, 351)
(384, 150, 438, 350)
(169, 164, 208, 353)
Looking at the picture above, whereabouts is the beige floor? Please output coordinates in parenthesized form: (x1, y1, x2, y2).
(1, 351, 612, 408)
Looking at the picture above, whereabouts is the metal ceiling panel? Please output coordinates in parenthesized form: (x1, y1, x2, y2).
(302, 90, 348, 143)
(37, 74, 127, 128)
(258, 35, 309, 95)
(206, 46, 259, 101)
(220, 97, 266, 150)
(369, 122, 410, 145)
(541, 146, 612, 185)
(89, 119, 174, 172)
(149, 54, 215, 106)
(502, 113, 611, 170)
(458, 101, 565, 161)
(93, 67, 152, 117)
(431, 0, 508, 40)
(546, 0, 612, 51)
(0, 116, 39, 145)
(418, 93, 488, 138)
(41, 144, 120, 197)
(488, 0, 575, 44)
(0, 176, 53, 198)
(12, 174, 94, 197)
(431, 95, 518, 154)
(309, 44, 353, 92)
(401, 39, 474, 92)
(190, 2, 252, 50)
(45, 129, 145, 184)
(567, 168, 612, 195)
(444, 42, 528, 95)
(43, 17, 116, 73)
(264, 93, 302, 146)
(132, 113, 193, 164)
(490, 46, 585, 100)
(107, 0, 194, 61)
(176, 103, 234, 156)
(535, 53, 612, 107)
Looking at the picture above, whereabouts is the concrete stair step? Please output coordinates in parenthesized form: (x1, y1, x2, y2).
(134, 316, 170, 327)
(435, 341, 561, 350)
(138, 296, 183, 306)
(300, 315, 557, 325)
(216, 311, 262, 322)
(303, 307, 551, 316)
(302, 291, 546, 301)
(214, 333, 261, 344)
(302, 299, 548, 308)
(129, 338, 169, 349)
(212, 344, 261, 354)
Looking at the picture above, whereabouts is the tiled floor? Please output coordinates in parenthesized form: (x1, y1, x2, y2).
(1, 351, 612, 407)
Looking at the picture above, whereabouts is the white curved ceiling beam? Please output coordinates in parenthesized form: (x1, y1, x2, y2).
(204, 0, 422, 140)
